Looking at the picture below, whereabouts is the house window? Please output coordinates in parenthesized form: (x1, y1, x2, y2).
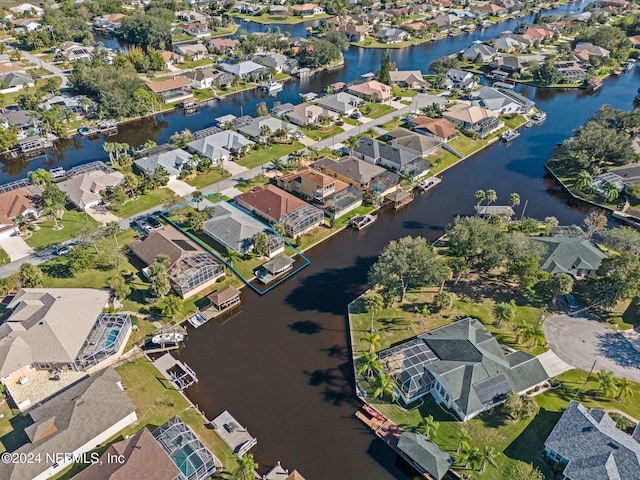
(37, 363, 51, 370)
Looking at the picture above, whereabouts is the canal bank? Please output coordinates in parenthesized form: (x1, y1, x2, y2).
(173, 69, 640, 480)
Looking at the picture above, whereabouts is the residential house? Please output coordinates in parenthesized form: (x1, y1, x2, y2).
(9, 3, 43, 17)
(219, 60, 266, 79)
(339, 23, 370, 42)
(271, 102, 295, 117)
(544, 401, 640, 480)
(378, 317, 549, 420)
(348, 80, 392, 102)
(145, 76, 192, 103)
(316, 92, 362, 115)
(207, 37, 240, 54)
(131, 225, 225, 298)
(313, 156, 400, 195)
(59, 41, 94, 62)
(407, 116, 458, 143)
(182, 68, 234, 89)
(238, 116, 297, 142)
(386, 128, 442, 157)
(253, 52, 298, 73)
(134, 148, 193, 181)
(187, 136, 231, 163)
(294, 3, 324, 17)
(611, 163, 640, 192)
(72, 428, 181, 480)
(0, 289, 132, 410)
(160, 50, 184, 69)
(532, 236, 607, 278)
(285, 103, 338, 126)
(628, 35, 640, 48)
(0, 70, 33, 93)
(179, 21, 211, 38)
(462, 44, 497, 62)
(354, 136, 432, 179)
(175, 9, 208, 22)
(93, 13, 126, 31)
(444, 103, 503, 137)
(0, 109, 39, 138)
(469, 86, 525, 114)
(202, 201, 284, 257)
(573, 41, 611, 64)
(428, 14, 464, 32)
(388, 70, 427, 89)
(494, 34, 534, 52)
(377, 27, 409, 44)
(471, 3, 508, 17)
(58, 166, 124, 209)
(555, 60, 588, 81)
(445, 68, 477, 90)
(490, 55, 531, 74)
(191, 130, 254, 155)
(0, 184, 42, 239)
(40, 94, 90, 114)
(494, 0, 523, 12)
(397, 432, 454, 480)
(235, 184, 324, 238)
(0, 368, 137, 480)
(269, 5, 289, 15)
(600, 0, 628, 7)
(523, 27, 554, 39)
(174, 43, 209, 60)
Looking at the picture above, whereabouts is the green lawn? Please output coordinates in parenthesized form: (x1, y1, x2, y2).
(448, 134, 489, 157)
(235, 173, 270, 192)
(185, 167, 230, 188)
(26, 209, 99, 250)
(500, 115, 527, 130)
(193, 89, 215, 101)
(545, 159, 619, 210)
(427, 148, 461, 175)
(236, 142, 304, 169)
(110, 188, 177, 218)
(342, 116, 359, 126)
(362, 103, 396, 119)
(273, 72, 291, 81)
(176, 58, 215, 70)
(52, 358, 238, 479)
(233, 12, 331, 24)
(391, 85, 418, 97)
(0, 248, 9, 265)
(299, 124, 343, 141)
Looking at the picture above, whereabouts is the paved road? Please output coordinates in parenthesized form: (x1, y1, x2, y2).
(543, 313, 640, 383)
(21, 51, 69, 88)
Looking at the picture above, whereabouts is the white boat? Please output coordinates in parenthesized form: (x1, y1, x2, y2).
(262, 81, 283, 93)
(531, 112, 547, 125)
(350, 214, 377, 231)
(152, 332, 184, 345)
(501, 129, 520, 142)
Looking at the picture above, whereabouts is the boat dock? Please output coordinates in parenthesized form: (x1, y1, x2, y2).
(415, 176, 442, 192)
(188, 285, 243, 328)
(210, 410, 257, 456)
(355, 406, 384, 430)
(350, 214, 377, 231)
(386, 190, 414, 210)
(255, 255, 295, 284)
(151, 352, 198, 391)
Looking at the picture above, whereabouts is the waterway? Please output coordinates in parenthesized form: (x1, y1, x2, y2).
(174, 67, 640, 480)
(0, 0, 594, 182)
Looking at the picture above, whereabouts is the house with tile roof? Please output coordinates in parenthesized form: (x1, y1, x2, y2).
(294, 3, 324, 16)
(285, 102, 338, 126)
(313, 156, 400, 196)
(378, 317, 549, 420)
(0, 184, 42, 238)
(443, 104, 503, 138)
(235, 184, 324, 238)
(407, 116, 458, 143)
(471, 3, 508, 17)
(532, 237, 607, 278)
(348, 80, 392, 103)
(0, 367, 137, 480)
(145, 77, 192, 103)
(544, 401, 640, 480)
(573, 42, 611, 64)
(131, 225, 225, 298)
(174, 43, 209, 60)
(388, 70, 427, 89)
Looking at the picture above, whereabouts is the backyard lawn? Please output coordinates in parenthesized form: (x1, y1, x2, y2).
(299, 124, 343, 141)
(237, 142, 304, 169)
(185, 167, 230, 189)
(110, 188, 177, 218)
(500, 114, 527, 130)
(428, 148, 463, 175)
(26, 209, 98, 250)
(362, 103, 396, 119)
(235, 174, 270, 192)
(447, 134, 489, 157)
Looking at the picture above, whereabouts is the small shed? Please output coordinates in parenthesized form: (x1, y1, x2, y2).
(386, 190, 414, 210)
(207, 285, 241, 311)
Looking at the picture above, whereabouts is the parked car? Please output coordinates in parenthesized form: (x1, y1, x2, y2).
(147, 216, 162, 229)
(294, 131, 305, 140)
(56, 242, 76, 256)
(393, 96, 402, 101)
(336, 120, 345, 126)
(564, 294, 579, 310)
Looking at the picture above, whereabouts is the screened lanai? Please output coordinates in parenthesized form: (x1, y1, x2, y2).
(168, 252, 225, 298)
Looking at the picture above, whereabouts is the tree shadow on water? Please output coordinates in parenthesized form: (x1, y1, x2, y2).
(305, 362, 359, 407)
(285, 255, 376, 315)
(289, 320, 322, 335)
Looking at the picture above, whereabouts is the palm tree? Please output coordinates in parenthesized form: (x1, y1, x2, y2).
(225, 248, 241, 266)
(358, 352, 382, 379)
(364, 293, 384, 333)
(232, 453, 258, 480)
(491, 301, 515, 327)
(478, 445, 498, 473)
(104, 221, 121, 248)
(486, 189, 497, 207)
(392, 115, 400, 127)
(474, 190, 485, 210)
(604, 182, 620, 202)
(271, 157, 286, 172)
(365, 127, 377, 138)
(345, 136, 360, 155)
(416, 415, 439, 440)
(459, 446, 482, 470)
(103, 142, 117, 165)
(364, 332, 381, 353)
(615, 377, 634, 400)
(306, 145, 320, 160)
(455, 429, 471, 454)
(373, 373, 397, 401)
(509, 192, 521, 209)
(515, 320, 533, 345)
(597, 369, 616, 398)
(42, 197, 63, 230)
(259, 125, 272, 145)
(576, 170, 592, 190)
(192, 190, 203, 209)
(287, 150, 303, 167)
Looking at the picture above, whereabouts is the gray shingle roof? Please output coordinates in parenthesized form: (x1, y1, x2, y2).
(545, 401, 640, 480)
(0, 288, 110, 377)
(397, 431, 453, 480)
(0, 367, 137, 480)
(219, 61, 265, 76)
(238, 116, 295, 141)
(57, 170, 124, 208)
(134, 149, 192, 178)
(316, 92, 362, 114)
(323, 156, 388, 184)
(533, 237, 607, 275)
(355, 137, 423, 168)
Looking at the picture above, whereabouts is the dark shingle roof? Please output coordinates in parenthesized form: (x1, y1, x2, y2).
(533, 237, 607, 275)
(397, 431, 453, 480)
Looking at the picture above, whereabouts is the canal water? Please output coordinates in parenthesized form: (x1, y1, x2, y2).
(175, 70, 640, 478)
(0, 0, 593, 182)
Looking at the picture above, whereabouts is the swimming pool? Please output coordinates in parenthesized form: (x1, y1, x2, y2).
(104, 329, 120, 349)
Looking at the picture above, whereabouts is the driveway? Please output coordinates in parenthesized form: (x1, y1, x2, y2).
(167, 179, 195, 197)
(543, 313, 640, 382)
(223, 161, 249, 176)
(0, 236, 34, 262)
